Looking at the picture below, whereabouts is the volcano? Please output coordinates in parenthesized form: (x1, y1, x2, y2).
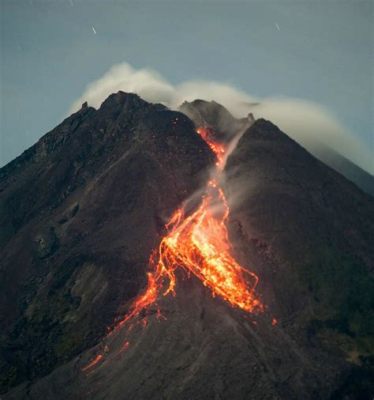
(1, 92, 373, 399)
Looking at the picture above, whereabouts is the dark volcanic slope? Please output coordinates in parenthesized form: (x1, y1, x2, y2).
(310, 144, 374, 197)
(225, 119, 374, 397)
(0, 92, 214, 391)
(1, 98, 374, 400)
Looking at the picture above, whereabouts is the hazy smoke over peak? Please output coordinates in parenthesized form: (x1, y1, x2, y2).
(70, 62, 373, 174)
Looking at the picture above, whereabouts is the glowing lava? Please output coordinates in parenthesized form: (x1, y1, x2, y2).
(196, 127, 226, 169)
(82, 126, 264, 372)
(119, 126, 263, 324)
(81, 354, 104, 372)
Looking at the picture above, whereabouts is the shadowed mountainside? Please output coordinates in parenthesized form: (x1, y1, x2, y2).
(310, 144, 374, 197)
(0, 92, 214, 391)
(225, 119, 374, 365)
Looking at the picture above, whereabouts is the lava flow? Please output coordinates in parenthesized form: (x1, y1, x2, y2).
(117, 126, 263, 328)
(83, 127, 263, 372)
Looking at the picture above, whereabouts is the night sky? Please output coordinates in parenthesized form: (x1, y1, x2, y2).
(1, 0, 373, 170)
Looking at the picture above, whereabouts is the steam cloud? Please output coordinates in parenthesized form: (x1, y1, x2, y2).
(70, 62, 373, 174)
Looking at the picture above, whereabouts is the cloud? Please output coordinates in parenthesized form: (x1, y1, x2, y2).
(70, 62, 373, 174)
(69, 63, 175, 111)
(249, 98, 373, 174)
(69, 63, 253, 113)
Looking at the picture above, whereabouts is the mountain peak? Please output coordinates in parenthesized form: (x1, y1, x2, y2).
(99, 91, 147, 110)
(180, 99, 252, 142)
(245, 118, 293, 141)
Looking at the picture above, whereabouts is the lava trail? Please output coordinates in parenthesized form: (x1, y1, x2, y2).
(82, 126, 263, 371)
(117, 126, 263, 329)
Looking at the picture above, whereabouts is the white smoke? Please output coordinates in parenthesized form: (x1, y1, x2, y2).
(69, 63, 175, 110)
(70, 62, 373, 174)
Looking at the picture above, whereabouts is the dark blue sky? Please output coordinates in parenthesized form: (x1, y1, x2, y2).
(1, 0, 373, 167)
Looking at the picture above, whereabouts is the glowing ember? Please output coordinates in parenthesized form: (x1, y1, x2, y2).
(117, 126, 263, 327)
(113, 272, 159, 330)
(120, 341, 130, 353)
(82, 354, 104, 372)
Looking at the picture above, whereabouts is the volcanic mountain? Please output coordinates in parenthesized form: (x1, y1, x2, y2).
(0, 92, 373, 399)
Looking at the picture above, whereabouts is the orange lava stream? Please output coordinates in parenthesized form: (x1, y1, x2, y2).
(119, 127, 263, 325)
(196, 127, 226, 168)
(82, 126, 263, 372)
(155, 180, 262, 312)
(81, 354, 104, 372)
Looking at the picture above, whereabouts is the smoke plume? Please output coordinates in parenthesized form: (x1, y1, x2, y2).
(70, 62, 373, 174)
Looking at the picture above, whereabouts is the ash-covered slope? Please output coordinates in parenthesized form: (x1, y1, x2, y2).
(3, 276, 345, 400)
(1, 96, 374, 399)
(225, 120, 374, 371)
(310, 144, 374, 197)
(0, 92, 214, 392)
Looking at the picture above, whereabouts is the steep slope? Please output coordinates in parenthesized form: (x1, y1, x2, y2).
(180, 99, 374, 197)
(3, 277, 345, 400)
(225, 119, 374, 397)
(2, 97, 373, 399)
(310, 144, 374, 197)
(0, 92, 214, 392)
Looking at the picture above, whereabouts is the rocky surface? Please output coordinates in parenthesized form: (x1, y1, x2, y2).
(1, 96, 373, 399)
(310, 144, 374, 197)
(0, 92, 214, 392)
(225, 119, 374, 398)
(3, 277, 345, 400)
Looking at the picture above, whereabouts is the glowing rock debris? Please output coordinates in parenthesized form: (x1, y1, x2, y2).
(82, 127, 264, 372)
(117, 127, 263, 327)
